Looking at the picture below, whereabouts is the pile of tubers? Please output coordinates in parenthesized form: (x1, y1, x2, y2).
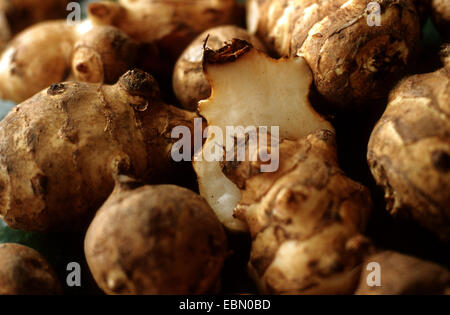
(0, 0, 449, 295)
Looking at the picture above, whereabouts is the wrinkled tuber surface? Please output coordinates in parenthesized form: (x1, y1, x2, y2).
(225, 130, 372, 294)
(246, 0, 421, 108)
(0, 243, 61, 295)
(0, 69, 197, 232)
(367, 50, 450, 241)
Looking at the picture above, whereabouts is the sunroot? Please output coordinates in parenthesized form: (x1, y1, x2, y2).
(367, 44, 450, 241)
(173, 25, 266, 111)
(0, 69, 197, 232)
(88, 0, 241, 58)
(246, 0, 421, 108)
(85, 179, 227, 295)
(0, 243, 61, 295)
(0, 0, 72, 50)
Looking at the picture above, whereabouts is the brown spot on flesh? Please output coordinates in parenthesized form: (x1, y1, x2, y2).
(203, 39, 253, 65)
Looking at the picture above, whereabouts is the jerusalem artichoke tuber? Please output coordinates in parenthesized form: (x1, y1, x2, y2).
(0, 243, 61, 295)
(0, 21, 138, 103)
(0, 69, 197, 232)
(246, 0, 421, 108)
(193, 40, 373, 294)
(85, 179, 227, 295)
(173, 25, 266, 111)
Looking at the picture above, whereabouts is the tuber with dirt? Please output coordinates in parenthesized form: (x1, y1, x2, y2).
(85, 177, 227, 295)
(0, 69, 197, 232)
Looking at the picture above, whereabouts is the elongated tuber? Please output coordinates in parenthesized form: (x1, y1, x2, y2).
(367, 45, 450, 241)
(173, 25, 266, 111)
(0, 21, 138, 103)
(0, 69, 197, 232)
(0, 243, 61, 295)
(246, 0, 421, 108)
(85, 179, 227, 295)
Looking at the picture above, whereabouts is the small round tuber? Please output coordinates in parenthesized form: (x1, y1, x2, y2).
(85, 180, 227, 295)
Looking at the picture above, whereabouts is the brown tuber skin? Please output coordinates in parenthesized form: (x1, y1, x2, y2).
(0, 69, 197, 232)
(88, 0, 242, 59)
(226, 130, 373, 294)
(85, 180, 227, 295)
(0, 0, 72, 50)
(355, 250, 450, 294)
(246, 0, 421, 108)
(0, 22, 138, 103)
(367, 45, 450, 241)
(173, 25, 266, 111)
(0, 243, 61, 295)
(194, 40, 372, 294)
